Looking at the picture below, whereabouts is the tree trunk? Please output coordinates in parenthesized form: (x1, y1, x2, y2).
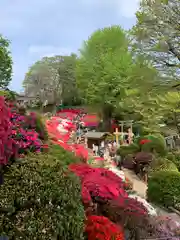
(101, 105, 113, 132)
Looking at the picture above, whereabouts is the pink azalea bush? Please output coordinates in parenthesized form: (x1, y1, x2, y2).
(0, 97, 17, 165)
(0, 96, 44, 166)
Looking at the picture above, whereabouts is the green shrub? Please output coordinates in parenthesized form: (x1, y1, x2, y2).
(35, 113, 48, 141)
(147, 170, 180, 208)
(47, 144, 80, 167)
(116, 143, 140, 157)
(140, 134, 167, 156)
(167, 151, 180, 171)
(150, 158, 178, 173)
(0, 90, 16, 101)
(0, 152, 85, 239)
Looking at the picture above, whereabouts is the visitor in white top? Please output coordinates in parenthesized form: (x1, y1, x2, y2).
(108, 142, 112, 149)
(101, 141, 105, 148)
(94, 145, 99, 156)
(92, 144, 96, 155)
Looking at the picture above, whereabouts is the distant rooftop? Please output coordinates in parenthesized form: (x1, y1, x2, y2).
(85, 131, 111, 139)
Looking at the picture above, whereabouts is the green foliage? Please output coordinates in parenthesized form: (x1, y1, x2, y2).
(139, 134, 167, 156)
(147, 170, 180, 208)
(0, 149, 85, 239)
(0, 89, 16, 101)
(117, 143, 140, 157)
(167, 151, 180, 171)
(76, 26, 133, 106)
(76, 26, 163, 131)
(150, 157, 178, 173)
(23, 54, 80, 105)
(34, 113, 48, 141)
(132, 0, 180, 80)
(47, 144, 80, 167)
(0, 35, 12, 88)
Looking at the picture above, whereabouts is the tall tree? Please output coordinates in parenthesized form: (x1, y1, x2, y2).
(132, 0, 180, 81)
(158, 92, 180, 133)
(23, 54, 80, 105)
(0, 35, 12, 88)
(76, 26, 162, 131)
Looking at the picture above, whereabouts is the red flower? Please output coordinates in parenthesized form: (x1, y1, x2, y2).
(85, 215, 124, 240)
(140, 139, 151, 145)
(42, 144, 49, 148)
(69, 163, 127, 204)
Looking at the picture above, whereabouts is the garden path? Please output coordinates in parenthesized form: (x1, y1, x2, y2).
(122, 167, 147, 198)
(123, 168, 180, 222)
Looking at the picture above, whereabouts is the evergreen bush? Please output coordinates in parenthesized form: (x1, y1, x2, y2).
(47, 144, 80, 167)
(147, 170, 180, 208)
(0, 150, 85, 239)
(150, 158, 178, 173)
(116, 143, 140, 157)
(167, 152, 180, 171)
(140, 134, 167, 156)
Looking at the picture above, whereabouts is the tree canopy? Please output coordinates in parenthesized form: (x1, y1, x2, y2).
(132, 0, 180, 81)
(23, 54, 80, 106)
(0, 34, 12, 88)
(76, 26, 163, 130)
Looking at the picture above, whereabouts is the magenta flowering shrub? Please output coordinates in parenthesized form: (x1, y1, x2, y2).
(0, 97, 44, 166)
(25, 112, 48, 141)
(11, 128, 42, 153)
(0, 96, 15, 165)
(10, 111, 43, 154)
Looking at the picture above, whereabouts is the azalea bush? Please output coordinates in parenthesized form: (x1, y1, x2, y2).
(150, 157, 178, 173)
(10, 111, 43, 155)
(34, 144, 81, 169)
(167, 151, 180, 171)
(69, 162, 180, 239)
(25, 112, 48, 141)
(147, 170, 180, 209)
(0, 96, 17, 165)
(0, 96, 49, 168)
(69, 163, 152, 238)
(0, 153, 85, 239)
(85, 215, 124, 240)
(119, 134, 166, 159)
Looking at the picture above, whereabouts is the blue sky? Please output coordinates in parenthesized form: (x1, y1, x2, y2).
(0, 0, 139, 92)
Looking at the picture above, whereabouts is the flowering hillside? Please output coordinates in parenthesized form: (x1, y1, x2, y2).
(47, 110, 180, 240)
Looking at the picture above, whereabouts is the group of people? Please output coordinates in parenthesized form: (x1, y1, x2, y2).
(70, 113, 126, 170)
(92, 140, 122, 169)
(71, 113, 88, 144)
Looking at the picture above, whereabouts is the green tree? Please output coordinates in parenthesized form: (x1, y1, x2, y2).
(0, 34, 12, 87)
(158, 91, 180, 133)
(23, 54, 80, 106)
(133, 0, 180, 80)
(76, 26, 162, 131)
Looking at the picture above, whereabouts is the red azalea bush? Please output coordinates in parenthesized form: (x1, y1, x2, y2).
(69, 163, 128, 204)
(85, 215, 124, 240)
(69, 163, 150, 239)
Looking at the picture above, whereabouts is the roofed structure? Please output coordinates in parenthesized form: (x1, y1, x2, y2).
(85, 131, 111, 149)
(85, 132, 111, 139)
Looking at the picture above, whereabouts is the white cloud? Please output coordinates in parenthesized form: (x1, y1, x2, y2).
(28, 45, 73, 58)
